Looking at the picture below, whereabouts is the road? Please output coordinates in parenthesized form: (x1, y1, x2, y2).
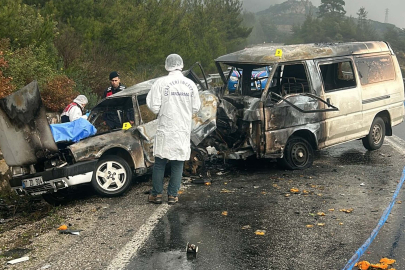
(3, 138, 404, 269)
(2, 127, 405, 269)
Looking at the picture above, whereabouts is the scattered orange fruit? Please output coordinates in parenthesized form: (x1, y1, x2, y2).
(254, 230, 266, 235)
(355, 260, 370, 270)
(380, 258, 396, 265)
(57, 225, 67, 231)
(370, 263, 388, 269)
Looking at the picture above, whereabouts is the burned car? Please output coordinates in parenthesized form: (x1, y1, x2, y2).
(0, 64, 218, 204)
(194, 41, 404, 170)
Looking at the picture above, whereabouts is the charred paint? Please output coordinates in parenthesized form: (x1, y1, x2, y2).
(215, 42, 391, 65)
(0, 81, 58, 166)
(69, 129, 146, 169)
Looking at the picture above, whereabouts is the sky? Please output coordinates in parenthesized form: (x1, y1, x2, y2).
(242, 0, 405, 29)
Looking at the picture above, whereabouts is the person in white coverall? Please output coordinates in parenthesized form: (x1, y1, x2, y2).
(60, 95, 88, 123)
(146, 54, 201, 205)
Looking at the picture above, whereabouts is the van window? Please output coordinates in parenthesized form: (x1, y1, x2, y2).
(319, 60, 356, 92)
(355, 55, 395, 85)
(268, 63, 310, 98)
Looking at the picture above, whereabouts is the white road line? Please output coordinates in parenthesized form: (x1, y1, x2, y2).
(107, 203, 170, 270)
(386, 135, 405, 155)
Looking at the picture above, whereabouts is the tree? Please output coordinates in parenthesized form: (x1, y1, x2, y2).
(355, 7, 377, 41)
(0, 0, 56, 49)
(318, 0, 346, 18)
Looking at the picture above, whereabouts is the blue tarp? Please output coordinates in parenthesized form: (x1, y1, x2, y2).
(50, 118, 97, 143)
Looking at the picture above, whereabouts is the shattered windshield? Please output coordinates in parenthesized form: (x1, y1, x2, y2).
(88, 97, 136, 134)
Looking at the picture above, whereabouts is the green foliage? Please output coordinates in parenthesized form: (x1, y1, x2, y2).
(0, 50, 15, 99)
(2, 43, 59, 89)
(318, 0, 346, 18)
(0, 0, 251, 104)
(0, 0, 56, 49)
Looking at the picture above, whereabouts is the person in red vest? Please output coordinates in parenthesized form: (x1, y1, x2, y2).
(60, 95, 88, 123)
(103, 71, 126, 98)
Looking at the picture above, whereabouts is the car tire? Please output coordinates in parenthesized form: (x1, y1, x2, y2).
(362, 117, 385, 150)
(91, 155, 132, 197)
(278, 136, 313, 170)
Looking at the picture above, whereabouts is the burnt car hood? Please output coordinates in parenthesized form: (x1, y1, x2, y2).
(0, 81, 59, 166)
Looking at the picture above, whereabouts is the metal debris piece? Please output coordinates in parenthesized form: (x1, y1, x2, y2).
(7, 256, 29, 264)
(186, 242, 198, 258)
(59, 229, 82, 235)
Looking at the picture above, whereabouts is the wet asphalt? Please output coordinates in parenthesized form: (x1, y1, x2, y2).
(125, 139, 405, 270)
(6, 134, 405, 270)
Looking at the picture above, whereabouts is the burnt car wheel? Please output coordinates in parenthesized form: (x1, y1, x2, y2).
(362, 117, 385, 150)
(91, 155, 132, 197)
(279, 136, 313, 170)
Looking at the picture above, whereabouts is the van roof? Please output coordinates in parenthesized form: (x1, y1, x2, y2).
(215, 41, 392, 65)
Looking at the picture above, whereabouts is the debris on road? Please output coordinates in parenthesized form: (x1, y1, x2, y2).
(59, 229, 82, 235)
(355, 257, 396, 269)
(57, 224, 82, 235)
(186, 242, 198, 259)
(7, 256, 29, 264)
(254, 230, 266, 236)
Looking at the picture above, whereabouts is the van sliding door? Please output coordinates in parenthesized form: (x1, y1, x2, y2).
(317, 58, 362, 146)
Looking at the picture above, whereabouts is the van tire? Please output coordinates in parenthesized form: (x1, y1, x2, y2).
(91, 155, 132, 197)
(362, 117, 385, 150)
(278, 136, 313, 170)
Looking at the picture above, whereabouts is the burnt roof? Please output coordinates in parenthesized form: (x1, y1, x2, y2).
(215, 41, 392, 65)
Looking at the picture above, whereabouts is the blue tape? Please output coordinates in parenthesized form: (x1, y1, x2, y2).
(342, 167, 405, 270)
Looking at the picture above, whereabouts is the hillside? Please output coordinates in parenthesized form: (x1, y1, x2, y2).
(245, 0, 400, 44)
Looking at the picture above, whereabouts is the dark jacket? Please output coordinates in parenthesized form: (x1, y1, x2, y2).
(104, 84, 126, 98)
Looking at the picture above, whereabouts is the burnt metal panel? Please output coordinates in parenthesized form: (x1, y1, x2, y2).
(0, 81, 58, 166)
(242, 97, 262, 122)
(215, 42, 391, 66)
(68, 129, 146, 169)
(190, 91, 219, 146)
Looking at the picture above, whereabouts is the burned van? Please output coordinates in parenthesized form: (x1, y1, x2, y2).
(198, 41, 404, 170)
(0, 64, 218, 204)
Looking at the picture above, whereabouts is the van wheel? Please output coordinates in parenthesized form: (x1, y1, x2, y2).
(278, 136, 313, 170)
(362, 117, 385, 150)
(91, 156, 132, 197)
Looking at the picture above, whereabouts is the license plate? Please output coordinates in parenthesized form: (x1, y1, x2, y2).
(22, 177, 44, 188)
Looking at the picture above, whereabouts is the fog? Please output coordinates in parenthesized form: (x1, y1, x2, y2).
(242, 0, 405, 29)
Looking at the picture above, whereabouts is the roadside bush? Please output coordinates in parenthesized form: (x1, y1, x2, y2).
(0, 51, 15, 99)
(41, 75, 78, 112)
(4, 44, 59, 89)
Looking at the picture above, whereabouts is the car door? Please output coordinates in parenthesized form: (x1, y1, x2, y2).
(316, 57, 362, 147)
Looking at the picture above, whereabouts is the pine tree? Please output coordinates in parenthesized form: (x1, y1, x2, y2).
(318, 0, 346, 18)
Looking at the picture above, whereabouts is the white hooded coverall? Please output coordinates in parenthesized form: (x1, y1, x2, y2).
(146, 70, 201, 161)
